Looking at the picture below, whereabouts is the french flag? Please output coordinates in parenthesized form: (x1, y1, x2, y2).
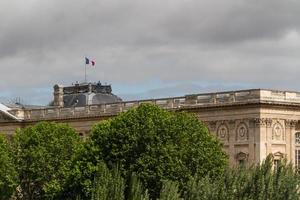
(85, 57, 95, 66)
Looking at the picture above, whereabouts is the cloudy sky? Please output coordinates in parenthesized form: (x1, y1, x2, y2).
(0, 0, 300, 105)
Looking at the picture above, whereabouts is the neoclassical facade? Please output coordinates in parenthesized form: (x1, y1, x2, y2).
(1, 83, 300, 167)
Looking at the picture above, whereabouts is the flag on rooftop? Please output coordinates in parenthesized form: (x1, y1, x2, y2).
(85, 57, 95, 66)
(85, 57, 89, 65)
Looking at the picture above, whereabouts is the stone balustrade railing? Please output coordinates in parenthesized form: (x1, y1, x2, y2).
(8, 89, 300, 121)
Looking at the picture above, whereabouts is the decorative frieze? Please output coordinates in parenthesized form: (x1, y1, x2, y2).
(285, 119, 298, 128)
(254, 118, 272, 127)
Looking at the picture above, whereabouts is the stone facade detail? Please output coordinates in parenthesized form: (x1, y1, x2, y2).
(2, 87, 300, 167)
(236, 152, 249, 161)
(285, 119, 298, 128)
(254, 118, 272, 127)
(236, 122, 249, 141)
(272, 122, 284, 141)
(208, 121, 217, 132)
(217, 123, 229, 142)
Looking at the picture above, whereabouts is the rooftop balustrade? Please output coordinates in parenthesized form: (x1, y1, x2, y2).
(7, 89, 300, 121)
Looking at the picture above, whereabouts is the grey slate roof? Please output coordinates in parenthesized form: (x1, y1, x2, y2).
(63, 92, 122, 107)
(51, 82, 122, 107)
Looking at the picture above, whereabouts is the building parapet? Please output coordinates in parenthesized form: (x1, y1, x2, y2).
(7, 89, 300, 121)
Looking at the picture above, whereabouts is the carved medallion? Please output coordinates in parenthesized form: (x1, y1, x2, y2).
(217, 124, 229, 141)
(236, 122, 248, 141)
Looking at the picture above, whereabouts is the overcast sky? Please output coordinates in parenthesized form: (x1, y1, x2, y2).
(1, 0, 300, 105)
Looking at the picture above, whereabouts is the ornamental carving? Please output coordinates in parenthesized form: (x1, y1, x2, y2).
(285, 119, 298, 128)
(266, 118, 272, 128)
(272, 122, 284, 141)
(217, 124, 229, 142)
(236, 122, 249, 141)
(273, 152, 284, 160)
(208, 121, 217, 132)
(254, 118, 272, 127)
(236, 152, 249, 161)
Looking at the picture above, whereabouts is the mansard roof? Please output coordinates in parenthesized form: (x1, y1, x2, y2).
(51, 82, 122, 107)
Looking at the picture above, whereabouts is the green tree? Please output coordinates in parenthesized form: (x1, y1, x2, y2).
(90, 162, 125, 200)
(184, 155, 300, 200)
(127, 173, 149, 200)
(12, 122, 82, 199)
(0, 134, 18, 200)
(76, 103, 227, 198)
(159, 181, 182, 200)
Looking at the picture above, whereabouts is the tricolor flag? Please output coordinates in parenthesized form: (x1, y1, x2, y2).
(85, 57, 96, 66)
(85, 57, 89, 64)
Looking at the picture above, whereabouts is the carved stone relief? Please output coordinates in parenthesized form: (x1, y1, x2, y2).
(272, 122, 284, 141)
(217, 123, 229, 142)
(236, 151, 249, 161)
(208, 121, 217, 132)
(236, 122, 249, 141)
(254, 118, 272, 127)
(285, 119, 297, 129)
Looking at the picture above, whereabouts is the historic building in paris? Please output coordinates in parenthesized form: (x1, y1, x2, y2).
(1, 82, 300, 167)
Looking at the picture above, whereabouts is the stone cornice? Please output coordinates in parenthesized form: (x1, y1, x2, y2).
(5, 88, 300, 122)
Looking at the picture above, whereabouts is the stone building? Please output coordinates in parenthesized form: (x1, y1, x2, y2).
(1, 82, 300, 168)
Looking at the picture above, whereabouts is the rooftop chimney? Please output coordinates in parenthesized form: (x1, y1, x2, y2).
(53, 84, 64, 107)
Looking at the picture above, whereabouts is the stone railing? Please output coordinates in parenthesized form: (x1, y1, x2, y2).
(8, 89, 300, 121)
(260, 90, 300, 103)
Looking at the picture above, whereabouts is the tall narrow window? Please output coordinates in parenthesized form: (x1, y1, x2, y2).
(296, 132, 300, 145)
(295, 132, 300, 172)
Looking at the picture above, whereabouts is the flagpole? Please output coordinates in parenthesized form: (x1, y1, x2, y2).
(85, 63, 87, 83)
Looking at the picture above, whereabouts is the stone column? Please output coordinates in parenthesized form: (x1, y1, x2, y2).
(228, 120, 236, 165)
(254, 118, 269, 163)
(285, 119, 297, 163)
(265, 118, 273, 156)
(248, 119, 256, 164)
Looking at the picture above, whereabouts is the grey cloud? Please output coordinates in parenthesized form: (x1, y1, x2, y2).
(162, 0, 300, 44)
(0, 0, 300, 104)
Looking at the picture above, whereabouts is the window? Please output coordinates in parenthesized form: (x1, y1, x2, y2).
(295, 133, 300, 173)
(295, 149, 300, 173)
(296, 132, 300, 144)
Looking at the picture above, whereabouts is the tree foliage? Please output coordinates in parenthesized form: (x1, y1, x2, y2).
(0, 134, 18, 200)
(83, 103, 228, 198)
(90, 162, 125, 200)
(184, 155, 300, 200)
(12, 122, 82, 199)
